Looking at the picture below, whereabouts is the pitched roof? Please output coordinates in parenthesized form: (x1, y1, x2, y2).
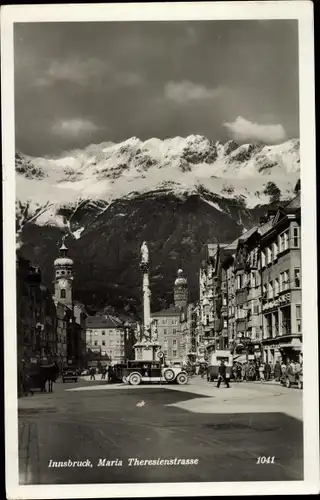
(151, 306, 181, 317)
(283, 192, 301, 211)
(86, 314, 124, 329)
(258, 219, 274, 236)
(238, 225, 259, 243)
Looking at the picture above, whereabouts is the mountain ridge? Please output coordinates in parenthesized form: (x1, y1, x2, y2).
(15, 134, 300, 313)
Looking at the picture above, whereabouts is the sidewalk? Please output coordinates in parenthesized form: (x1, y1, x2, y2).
(19, 420, 40, 484)
(18, 395, 56, 412)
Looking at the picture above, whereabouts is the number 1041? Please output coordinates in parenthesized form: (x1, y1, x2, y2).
(257, 456, 275, 464)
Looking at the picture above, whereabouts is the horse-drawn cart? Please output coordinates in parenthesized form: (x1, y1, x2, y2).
(20, 360, 59, 395)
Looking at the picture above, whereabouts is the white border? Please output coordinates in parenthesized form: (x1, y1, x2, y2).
(2, 2, 319, 498)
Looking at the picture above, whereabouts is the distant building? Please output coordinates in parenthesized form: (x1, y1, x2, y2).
(173, 269, 188, 309)
(55, 302, 71, 365)
(73, 302, 88, 368)
(151, 307, 181, 362)
(86, 314, 126, 364)
(16, 255, 58, 365)
(52, 241, 76, 366)
(197, 244, 231, 359)
(53, 242, 74, 308)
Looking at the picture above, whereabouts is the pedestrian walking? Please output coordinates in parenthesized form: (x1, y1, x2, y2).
(264, 362, 271, 381)
(107, 365, 114, 383)
(259, 363, 265, 381)
(269, 361, 274, 380)
(201, 364, 208, 379)
(238, 363, 243, 381)
(89, 367, 96, 380)
(255, 362, 260, 381)
(217, 361, 230, 388)
(101, 366, 107, 380)
(274, 360, 281, 381)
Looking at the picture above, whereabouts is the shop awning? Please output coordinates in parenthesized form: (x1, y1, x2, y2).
(233, 354, 247, 364)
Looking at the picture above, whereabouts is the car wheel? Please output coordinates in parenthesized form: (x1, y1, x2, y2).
(176, 372, 188, 385)
(285, 378, 291, 388)
(163, 369, 175, 382)
(129, 373, 142, 386)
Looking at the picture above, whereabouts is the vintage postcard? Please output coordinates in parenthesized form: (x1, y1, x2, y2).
(2, 1, 319, 498)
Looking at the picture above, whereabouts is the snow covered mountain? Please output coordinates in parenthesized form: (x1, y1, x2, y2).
(15, 135, 300, 312)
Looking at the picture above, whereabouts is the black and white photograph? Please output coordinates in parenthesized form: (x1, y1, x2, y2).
(2, 2, 319, 498)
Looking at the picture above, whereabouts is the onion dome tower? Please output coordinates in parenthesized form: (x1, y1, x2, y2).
(53, 241, 74, 307)
(174, 269, 188, 309)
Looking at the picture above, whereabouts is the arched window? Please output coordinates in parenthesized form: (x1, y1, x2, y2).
(60, 289, 66, 299)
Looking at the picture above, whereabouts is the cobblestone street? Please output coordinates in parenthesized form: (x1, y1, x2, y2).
(18, 377, 303, 484)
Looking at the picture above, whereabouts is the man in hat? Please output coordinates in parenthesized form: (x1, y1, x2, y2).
(217, 360, 230, 388)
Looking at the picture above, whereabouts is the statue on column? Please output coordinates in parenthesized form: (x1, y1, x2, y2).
(141, 241, 149, 265)
(151, 319, 158, 342)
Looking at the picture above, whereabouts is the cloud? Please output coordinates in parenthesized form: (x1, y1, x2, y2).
(165, 80, 224, 103)
(224, 116, 286, 144)
(52, 118, 99, 137)
(34, 58, 143, 89)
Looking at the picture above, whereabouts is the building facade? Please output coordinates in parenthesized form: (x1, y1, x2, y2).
(73, 302, 88, 368)
(260, 196, 302, 363)
(197, 244, 232, 360)
(151, 307, 181, 363)
(86, 314, 126, 364)
(200, 194, 302, 365)
(16, 255, 58, 366)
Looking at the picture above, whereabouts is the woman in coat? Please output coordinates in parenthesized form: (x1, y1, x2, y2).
(274, 361, 282, 381)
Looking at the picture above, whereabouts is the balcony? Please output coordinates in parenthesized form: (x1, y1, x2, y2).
(235, 319, 246, 331)
(235, 289, 248, 306)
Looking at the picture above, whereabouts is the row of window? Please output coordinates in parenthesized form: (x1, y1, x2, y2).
(264, 305, 301, 335)
(261, 227, 300, 267)
(263, 268, 300, 299)
(163, 349, 178, 358)
(87, 329, 121, 336)
(92, 340, 124, 347)
(155, 319, 179, 326)
(163, 339, 178, 347)
(161, 328, 178, 335)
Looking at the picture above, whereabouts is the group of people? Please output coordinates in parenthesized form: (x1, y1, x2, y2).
(89, 365, 115, 382)
(232, 359, 302, 382)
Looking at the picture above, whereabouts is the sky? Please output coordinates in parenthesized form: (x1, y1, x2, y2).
(14, 20, 299, 157)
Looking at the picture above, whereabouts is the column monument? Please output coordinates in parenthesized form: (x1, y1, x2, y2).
(133, 242, 161, 361)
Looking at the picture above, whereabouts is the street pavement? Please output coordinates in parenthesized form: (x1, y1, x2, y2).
(18, 377, 303, 485)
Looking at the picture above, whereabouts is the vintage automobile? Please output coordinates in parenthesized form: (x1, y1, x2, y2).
(207, 350, 233, 382)
(62, 365, 78, 383)
(122, 360, 188, 385)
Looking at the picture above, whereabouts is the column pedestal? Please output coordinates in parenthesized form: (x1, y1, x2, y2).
(134, 341, 161, 362)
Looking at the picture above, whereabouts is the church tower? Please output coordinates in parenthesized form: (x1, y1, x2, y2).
(174, 269, 188, 309)
(53, 241, 74, 308)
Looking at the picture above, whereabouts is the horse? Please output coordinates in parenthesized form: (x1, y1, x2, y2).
(41, 363, 59, 392)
